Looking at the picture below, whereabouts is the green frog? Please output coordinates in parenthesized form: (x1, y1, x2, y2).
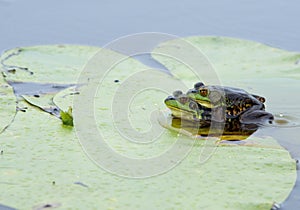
(165, 82, 273, 126)
(164, 90, 257, 140)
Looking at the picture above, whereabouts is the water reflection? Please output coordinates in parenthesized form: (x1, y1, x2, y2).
(170, 117, 259, 141)
(272, 113, 300, 128)
(258, 113, 300, 158)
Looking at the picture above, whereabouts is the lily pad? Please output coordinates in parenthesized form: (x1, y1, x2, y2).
(152, 36, 300, 84)
(0, 45, 100, 84)
(0, 43, 297, 210)
(0, 99, 296, 210)
(53, 86, 79, 112)
(0, 74, 16, 134)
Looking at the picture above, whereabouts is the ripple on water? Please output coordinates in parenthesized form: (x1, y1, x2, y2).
(271, 113, 300, 128)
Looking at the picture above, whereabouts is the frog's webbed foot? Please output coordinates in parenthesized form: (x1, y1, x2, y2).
(240, 110, 274, 125)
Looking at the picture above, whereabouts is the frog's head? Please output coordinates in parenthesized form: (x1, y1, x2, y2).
(165, 90, 216, 122)
(187, 82, 225, 108)
(164, 90, 208, 121)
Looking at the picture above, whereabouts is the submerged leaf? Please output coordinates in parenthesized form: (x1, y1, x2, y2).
(60, 107, 73, 126)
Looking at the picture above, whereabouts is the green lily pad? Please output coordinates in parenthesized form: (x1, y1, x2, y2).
(0, 43, 297, 210)
(53, 86, 78, 112)
(0, 74, 16, 134)
(152, 36, 300, 84)
(0, 45, 100, 84)
(0, 99, 296, 210)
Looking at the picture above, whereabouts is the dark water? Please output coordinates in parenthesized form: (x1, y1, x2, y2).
(1, 0, 300, 209)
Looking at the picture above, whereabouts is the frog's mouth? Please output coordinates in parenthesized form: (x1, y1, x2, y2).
(165, 104, 196, 115)
(193, 99, 214, 109)
(166, 106, 200, 122)
(164, 97, 200, 121)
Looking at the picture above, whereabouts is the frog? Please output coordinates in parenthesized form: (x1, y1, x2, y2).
(186, 82, 273, 124)
(164, 89, 260, 139)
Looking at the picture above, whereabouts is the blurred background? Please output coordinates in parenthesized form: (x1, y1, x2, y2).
(0, 0, 299, 52)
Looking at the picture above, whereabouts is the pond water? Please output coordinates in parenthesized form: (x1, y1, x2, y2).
(1, 0, 300, 209)
(0, 0, 299, 52)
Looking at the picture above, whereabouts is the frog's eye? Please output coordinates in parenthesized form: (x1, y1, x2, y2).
(199, 88, 208, 97)
(189, 101, 198, 110)
(194, 82, 205, 89)
(178, 96, 189, 104)
(173, 90, 183, 97)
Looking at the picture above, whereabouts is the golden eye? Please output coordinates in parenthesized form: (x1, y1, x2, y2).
(199, 88, 208, 97)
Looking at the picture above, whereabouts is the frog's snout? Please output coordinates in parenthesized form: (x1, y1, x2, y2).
(164, 96, 175, 103)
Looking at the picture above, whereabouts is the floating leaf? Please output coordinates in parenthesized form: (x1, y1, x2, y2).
(0, 45, 100, 84)
(0, 99, 296, 209)
(152, 36, 300, 84)
(0, 42, 297, 210)
(53, 86, 78, 112)
(0, 74, 16, 133)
